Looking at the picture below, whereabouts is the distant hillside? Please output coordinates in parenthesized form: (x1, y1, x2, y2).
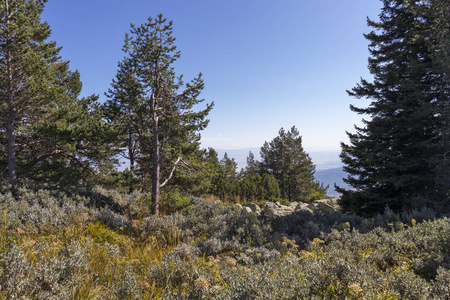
(314, 167, 350, 197)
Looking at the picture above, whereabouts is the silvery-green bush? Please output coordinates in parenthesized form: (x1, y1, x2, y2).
(0, 240, 87, 299)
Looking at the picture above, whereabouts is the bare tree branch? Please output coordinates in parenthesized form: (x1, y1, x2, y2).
(159, 156, 188, 188)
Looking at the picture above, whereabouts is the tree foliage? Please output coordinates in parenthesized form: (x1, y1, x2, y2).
(207, 151, 281, 203)
(338, 0, 450, 215)
(260, 126, 326, 202)
(106, 15, 213, 214)
(0, 0, 114, 184)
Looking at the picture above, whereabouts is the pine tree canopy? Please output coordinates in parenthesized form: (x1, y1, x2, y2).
(260, 126, 327, 202)
(105, 15, 214, 214)
(0, 0, 115, 184)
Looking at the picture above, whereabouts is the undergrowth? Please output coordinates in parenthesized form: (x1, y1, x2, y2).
(0, 181, 449, 299)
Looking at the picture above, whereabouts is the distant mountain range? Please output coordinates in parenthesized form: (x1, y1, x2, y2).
(315, 167, 350, 197)
(215, 148, 350, 197)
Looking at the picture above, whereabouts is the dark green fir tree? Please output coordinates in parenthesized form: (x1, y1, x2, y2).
(0, 0, 60, 182)
(338, 0, 450, 215)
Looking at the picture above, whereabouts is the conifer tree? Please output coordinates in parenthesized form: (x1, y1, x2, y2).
(427, 0, 450, 204)
(105, 58, 143, 192)
(0, 0, 113, 183)
(212, 153, 238, 201)
(244, 151, 259, 175)
(260, 126, 326, 202)
(111, 15, 213, 214)
(338, 0, 450, 214)
(0, 0, 58, 182)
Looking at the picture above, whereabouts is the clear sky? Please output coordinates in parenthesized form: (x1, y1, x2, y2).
(42, 0, 382, 152)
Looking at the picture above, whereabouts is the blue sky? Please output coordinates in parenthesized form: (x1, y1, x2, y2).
(42, 0, 382, 152)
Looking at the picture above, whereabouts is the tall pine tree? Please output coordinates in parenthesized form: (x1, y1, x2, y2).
(105, 58, 143, 192)
(0, 0, 59, 182)
(338, 0, 450, 215)
(109, 15, 213, 214)
(0, 0, 114, 184)
(0, 0, 118, 183)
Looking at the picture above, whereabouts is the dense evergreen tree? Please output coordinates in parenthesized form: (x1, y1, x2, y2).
(211, 153, 238, 201)
(105, 58, 143, 192)
(338, 0, 450, 215)
(0, 0, 114, 183)
(260, 173, 281, 201)
(0, 0, 61, 182)
(23, 94, 118, 184)
(244, 151, 260, 175)
(427, 0, 450, 204)
(260, 126, 326, 202)
(109, 15, 213, 214)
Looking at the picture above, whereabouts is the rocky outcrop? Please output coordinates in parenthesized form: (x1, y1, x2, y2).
(243, 203, 262, 215)
(235, 198, 339, 217)
(265, 202, 296, 217)
(295, 203, 314, 214)
(311, 199, 339, 214)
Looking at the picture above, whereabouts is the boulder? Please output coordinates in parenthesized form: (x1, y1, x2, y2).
(243, 207, 253, 214)
(314, 198, 338, 205)
(243, 203, 261, 215)
(234, 203, 243, 210)
(277, 207, 294, 216)
(314, 201, 337, 214)
(307, 203, 317, 211)
(295, 205, 314, 214)
(264, 202, 278, 210)
(264, 201, 294, 217)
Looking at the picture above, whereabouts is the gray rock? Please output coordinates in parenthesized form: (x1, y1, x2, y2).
(307, 203, 317, 211)
(243, 203, 261, 215)
(279, 209, 294, 216)
(295, 202, 309, 210)
(234, 204, 243, 210)
(265, 202, 278, 210)
(295, 203, 314, 214)
(296, 206, 314, 214)
(243, 207, 253, 213)
(314, 198, 338, 205)
(264, 202, 295, 217)
(315, 202, 337, 214)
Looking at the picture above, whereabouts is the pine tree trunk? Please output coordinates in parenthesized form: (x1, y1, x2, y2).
(7, 104, 16, 183)
(128, 129, 135, 193)
(151, 94, 160, 215)
(5, 0, 17, 184)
